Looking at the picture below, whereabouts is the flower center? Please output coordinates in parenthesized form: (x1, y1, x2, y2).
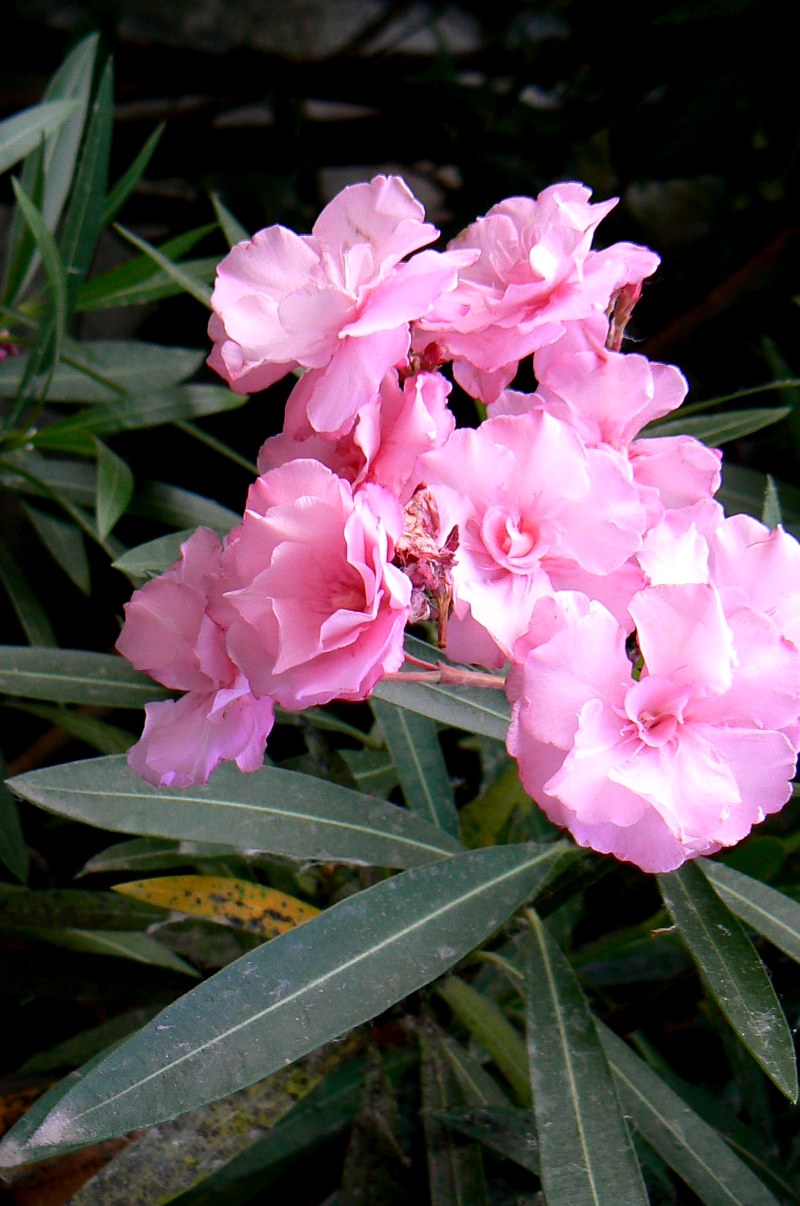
(481, 504, 543, 571)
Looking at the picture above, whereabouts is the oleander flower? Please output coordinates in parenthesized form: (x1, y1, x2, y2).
(507, 587, 800, 872)
(220, 459, 412, 710)
(208, 174, 474, 434)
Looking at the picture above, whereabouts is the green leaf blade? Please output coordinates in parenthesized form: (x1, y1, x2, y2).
(371, 697, 460, 838)
(0, 841, 565, 1162)
(0, 647, 166, 707)
(8, 754, 465, 868)
(0, 99, 79, 175)
(658, 860, 798, 1102)
(524, 915, 648, 1206)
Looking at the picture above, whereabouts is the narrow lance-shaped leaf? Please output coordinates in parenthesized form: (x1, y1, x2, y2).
(0, 841, 565, 1163)
(0, 648, 167, 707)
(648, 407, 790, 444)
(371, 697, 460, 838)
(657, 860, 798, 1102)
(113, 875, 320, 939)
(524, 913, 648, 1206)
(75, 225, 216, 311)
(58, 57, 113, 313)
(95, 439, 134, 539)
(0, 537, 57, 645)
(700, 857, 800, 965)
(373, 636, 510, 741)
(22, 502, 90, 594)
(0, 341, 205, 402)
(434, 1108, 540, 1176)
(28, 928, 198, 977)
(598, 1022, 783, 1206)
(0, 99, 78, 175)
(8, 754, 464, 868)
(211, 192, 249, 247)
(436, 976, 530, 1106)
(102, 123, 165, 227)
(420, 1023, 489, 1206)
(114, 222, 213, 307)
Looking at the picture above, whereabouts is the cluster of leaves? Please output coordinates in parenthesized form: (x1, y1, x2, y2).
(2, 32, 800, 1206)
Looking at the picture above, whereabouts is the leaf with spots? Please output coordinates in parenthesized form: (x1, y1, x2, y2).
(113, 876, 319, 940)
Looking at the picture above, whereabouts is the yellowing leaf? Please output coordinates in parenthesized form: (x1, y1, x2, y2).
(112, 875, 319, 938)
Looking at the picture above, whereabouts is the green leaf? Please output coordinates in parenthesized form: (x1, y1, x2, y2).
(434, 1030, 511, 1108)
(58, 56, 113, 312)
(112, 529, 197, 581)
(22, 502, 91, 594)
(420, 1024, 489, 1205)
(9, 178, 67, 407)
(437, 976, 530, 1106)
(371, 698, 460, 838)
(75, 226, 216, 310)
(435, 1107, 539, 1175)
(8, 754, 465, 868)
(598, 1022, 784, 1206)
(210, 192, 248, 248)
(339, 747, 398, 797)
(114, 222, 213, 307)
(35, 385, 247, 455)
(0, 841, 565, 1162)
(701, 858, 800, 964)
(524, 915, 648, 1206)
(0, 648, 166, 707)
(132, 479, 239, 531)
(27, 928, 199, 976)
(102, 123, 165, 227)
(0, 749, 29, 883)
(0, 341, 205, 401)
(78, 836, 236, 878)
(657, 861, 798, 1102)
(373, 637, 510, 741)
(3, 36, 97, 301)
(648, 407, 789, 444)
(0, 884, 166, 931)
(94, 439, 134, 539)
(17, 1007, 159, 1075)
(0, 537, 57, 645)
(0, 99, 78, 175)
(7, 701, 134, 755)
(762, 474, 782, 529)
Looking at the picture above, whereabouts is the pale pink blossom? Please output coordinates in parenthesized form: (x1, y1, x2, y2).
(220, 459, 412, 709)
(208, 175, 473, 434)
(116, 529, 275, 787)
(417, 183, 659, 402)
(418, 411, 646, 664)
(258, 368, 453, 503)
(507, 587, 800, 873)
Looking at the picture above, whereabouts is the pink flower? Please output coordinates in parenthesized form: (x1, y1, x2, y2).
(208, 175, 473, 434)
(115, 529, 274, 787)
(220, 460, 412, 710)
(417, 183, 659, 403)
(418, 411, 646, 664)
(259, 368, 454, 503)
(507, 587, 800, 873)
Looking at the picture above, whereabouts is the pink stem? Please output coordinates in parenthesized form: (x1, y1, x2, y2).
(382, 661, 507, 690)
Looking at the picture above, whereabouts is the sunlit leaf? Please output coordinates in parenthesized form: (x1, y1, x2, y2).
(0, 99, 78, 175)
(112, 529, 196, 581)
(658, 861, 797, 1102)
(524, 915, 648, 1205)
(75, 226, 216, 310)
(8, 754, 464, 868)
(113, 875, 319, 938)
(0, 841, 564, 1162)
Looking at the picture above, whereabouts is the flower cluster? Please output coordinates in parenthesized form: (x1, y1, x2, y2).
(117, 175, 800, 872)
